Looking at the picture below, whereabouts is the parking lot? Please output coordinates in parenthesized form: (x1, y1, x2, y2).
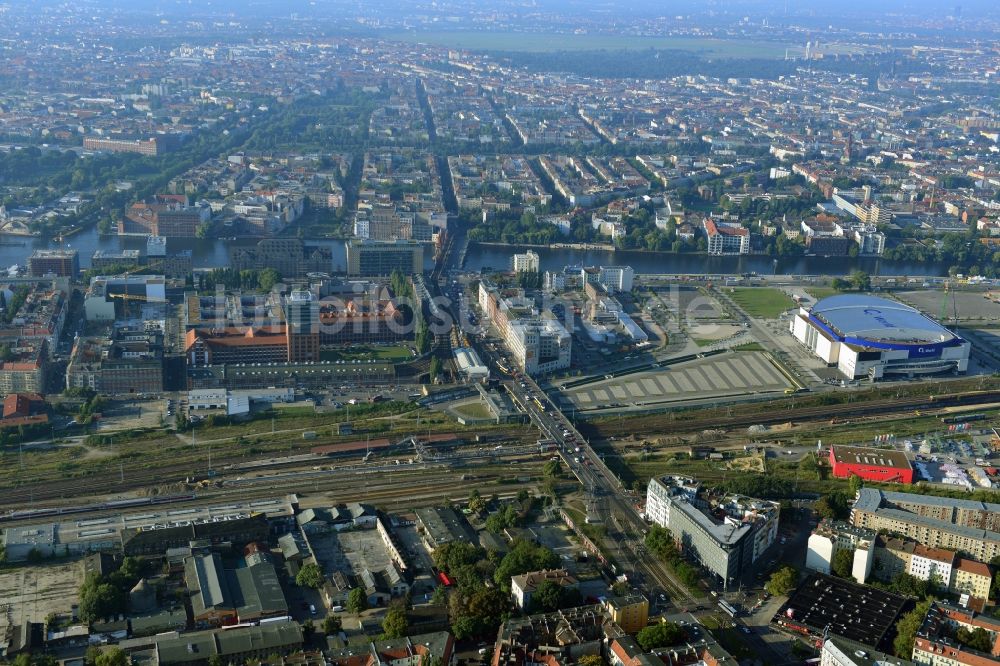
(560, 351, 793, 411)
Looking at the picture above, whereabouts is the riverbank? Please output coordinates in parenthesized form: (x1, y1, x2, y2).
(474, 240, 616, 251)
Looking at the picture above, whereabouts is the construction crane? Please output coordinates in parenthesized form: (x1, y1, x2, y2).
(939, 282, 959, 326)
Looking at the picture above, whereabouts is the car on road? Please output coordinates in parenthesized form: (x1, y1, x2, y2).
(739, 626, 751, 635)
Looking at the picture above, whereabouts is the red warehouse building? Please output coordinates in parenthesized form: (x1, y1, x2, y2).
(828, 444, 914, 484)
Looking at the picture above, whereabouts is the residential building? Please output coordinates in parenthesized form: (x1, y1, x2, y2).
(28, 249, 79, 278)
(327, 632, 455, 666)
(703, 218, 750, 255)
(84, 137, 166, 156)
(512, 250, 540, 274)
(821, 637, 916, 666)
(805, 521, 876, 584)
(645, 475, 779, 584)
(851, 488, 1000, 561)
(911, 603, 1000, 666)
(510, 569, 578, 611)
(872, 536, 994, 604)
(602, 594, 649, 634)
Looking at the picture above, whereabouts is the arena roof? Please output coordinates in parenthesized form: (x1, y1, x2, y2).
(808, 295, 960, 347)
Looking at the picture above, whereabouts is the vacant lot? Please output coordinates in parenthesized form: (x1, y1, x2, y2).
(728, 288, 795, 319)
(0, 562, 81, 635)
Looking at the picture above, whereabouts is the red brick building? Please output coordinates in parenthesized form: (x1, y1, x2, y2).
(828, 444, 914, 484)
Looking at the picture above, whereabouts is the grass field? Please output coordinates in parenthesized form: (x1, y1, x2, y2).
(384, 30, 791, 58)
(728, 287, 796, 318)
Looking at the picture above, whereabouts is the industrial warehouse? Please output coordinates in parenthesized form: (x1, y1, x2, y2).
(790, 294, 970, 380)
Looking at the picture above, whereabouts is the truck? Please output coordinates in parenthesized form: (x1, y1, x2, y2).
(302, 431, 317, 440)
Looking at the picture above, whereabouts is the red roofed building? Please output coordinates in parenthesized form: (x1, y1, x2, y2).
(703, 218, 750, 255)
(912, 602, 1000, 666)
(829, 444, 914, 484)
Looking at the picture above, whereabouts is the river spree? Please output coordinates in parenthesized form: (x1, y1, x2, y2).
(0, 228, 950, 278)
(463, 243, 951, 277)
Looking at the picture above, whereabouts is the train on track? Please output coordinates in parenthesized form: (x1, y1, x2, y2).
(0, 493, 196, 523)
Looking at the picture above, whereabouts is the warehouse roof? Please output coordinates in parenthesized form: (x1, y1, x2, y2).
(831, 445, 912, 471)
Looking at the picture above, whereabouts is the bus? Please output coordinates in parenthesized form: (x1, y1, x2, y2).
(718, 600, 738, 617)
(533, 397, 547, 412)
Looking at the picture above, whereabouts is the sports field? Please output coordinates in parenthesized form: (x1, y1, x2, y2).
(384, 30, 791, 58)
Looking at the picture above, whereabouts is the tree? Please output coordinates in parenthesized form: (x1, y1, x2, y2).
(296, 562, 325, 589)
(636, 622, 686, 650)
(532, 580, 566, 612)
(814, 491, 851, 521)
(94, 647, 128, 666)
(382, 605, 409, 638)
(849, 270, 871, 292)
(493, 540, 560, 589)
(578, 656, 603, 666)
(347, 587, 368, 614)
(207, 655, 225, 666)
(430, 585, 448, 605)
(765, 566, 798, 596)
(429, 356, 442, 382)
(956, 626, 993, 653)
(258, 268, 281, 292)
(542, 459, 562, 478)
(831, 549, 855, 579)
(323, 614, 343, 634)
(894, 601, 931, 657)
(849, 474, 863, 496)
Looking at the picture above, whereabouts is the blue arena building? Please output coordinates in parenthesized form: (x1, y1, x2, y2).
(790, 294, 970, 380)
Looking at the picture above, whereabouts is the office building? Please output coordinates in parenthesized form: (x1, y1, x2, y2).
(346, 239, 424, 277)
(28, 249, 79, 278)
(645, 475, 779, 585)
(66, 325, 165, 394)
(284, 290, 320, 363)
(478, 280, 571, 376)
(229, 238, 333, 278)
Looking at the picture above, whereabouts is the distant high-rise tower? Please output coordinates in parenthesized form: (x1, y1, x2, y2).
(285, 290, 320, 363)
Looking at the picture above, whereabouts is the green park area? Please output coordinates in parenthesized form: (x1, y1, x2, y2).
(728, 287, 796, 318)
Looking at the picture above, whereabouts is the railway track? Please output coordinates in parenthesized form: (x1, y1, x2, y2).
(581, 389, 1000, 439)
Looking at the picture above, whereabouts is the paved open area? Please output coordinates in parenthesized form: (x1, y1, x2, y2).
(560, 351, 793, 411)
(897, 289, 1000, 324)
(0, 562, 82, 635)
